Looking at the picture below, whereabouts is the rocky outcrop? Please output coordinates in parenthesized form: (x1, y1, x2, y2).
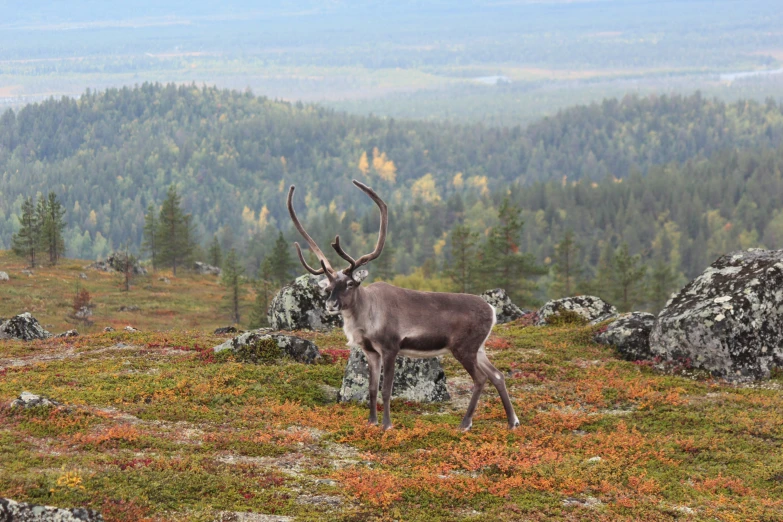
(0, 313, 51, 341)
(650, 249, 783, 381)
(214, 330, 321, 364)
(194, 261, 222, 276)
(0, 271, 9, 282)
(86, 252, 147, 275)
(10, 391, 61, 409)
(595, 312, 656, 361)
(537, 296, 617, 326)
(479, 288, 529, 324)
(339, 349, 450, 403)
(0, 498, 104, 521)
(268, 275, 343, 331)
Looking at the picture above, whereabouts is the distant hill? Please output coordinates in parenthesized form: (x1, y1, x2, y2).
(2, 84, 783, 263)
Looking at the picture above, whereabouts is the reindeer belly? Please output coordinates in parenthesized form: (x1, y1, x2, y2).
(398, 333, 450, 358)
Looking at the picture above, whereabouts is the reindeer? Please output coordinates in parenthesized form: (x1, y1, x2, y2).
(287, 180, 520, 431)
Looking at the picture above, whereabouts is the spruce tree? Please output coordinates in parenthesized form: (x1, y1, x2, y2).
(221, 248, 245, 324)
(142, 204, 159, 270)
(156, 185, 192, 276)
(550, 229, 583, 298)
(483, 196, 545, 305)
(249, 257, 274, 328)
(39, 192, 66, 265)
(648, 258, 678, 313)
(372, 244, 396, 282)
(208, 235, 223, 268)
(444, 224, 479, 293)
(270, 231, 295, 285)
(11, 197, 41, 267)
(612, 242, 647, 312)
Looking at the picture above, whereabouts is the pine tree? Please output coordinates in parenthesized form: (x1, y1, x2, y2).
(11, 196, 41, 267)
(38, 192, 66, 265)
(648, 258, 678, 313)
(156, 185, 193, 276)
(208, 235, 223, 268)
(444, 224, 479, 293)
(611, 242, 647, 312)
(372, 244, 396, 282)
(483, 196, 545, 305)
(270, 231, 295, 285)
(221, 248, 246, 324)
(249, 257, 274, 328)
(550, 229, 583, 298)
(142, 204, 159, 270)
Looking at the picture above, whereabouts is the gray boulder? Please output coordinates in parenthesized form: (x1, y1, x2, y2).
(10, 391, 61, 409)
(74, 306, 93, 320)
(54, 330, 79, 339)
(0, 313, 51, 341)
(0, 271, 9, 281)
(214, 330, 321, 364)
(86, 252, 147, 275)
(0, 498, 103, 521)
(650, 249, 783, 381)
(537, 296, 617, 326)
(479, 288, 529, 324)
(595, 312, 656, 361)
(339, 348, 450, 403)
(268, 275, 343, 331)
(194, 261, 222, 276)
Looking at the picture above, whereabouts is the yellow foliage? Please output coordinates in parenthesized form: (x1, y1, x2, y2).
(88, 210, 97, 226)
(241, 206, 256, 225)
(280, 156, 287, 169)
(358, 151, 369, 176)
(372, 147, 397, 183)
(257, 205, 270, 231)
(453, 172, 464, 188)
(411, 173, 441, 203)
(433, 235, 447, 256)
(467, 175, 489, 196)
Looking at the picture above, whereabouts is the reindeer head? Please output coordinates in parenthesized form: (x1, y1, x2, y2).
(287, 180, 387, 314)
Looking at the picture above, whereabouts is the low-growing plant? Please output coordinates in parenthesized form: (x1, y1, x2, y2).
(545, 309, 587, 326)
(233, 337, 283, 364)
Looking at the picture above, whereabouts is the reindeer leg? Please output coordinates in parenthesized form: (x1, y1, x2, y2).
(477, 349, 520, 429)
(380, 349, 398, 431)
(363, 345, 381, 426)
(452, 349, 488, 431)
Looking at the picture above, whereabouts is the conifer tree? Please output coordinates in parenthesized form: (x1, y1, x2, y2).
(482, 196, 545, 305)
(142, 204, 159, 270)
(270, 231, 295, 285)
(156, 186, 192, 276)
(444, 224, 479, 293)
(648, 258, 678, 313)
(11, 196, 41, 267)
(249, 257, 274, 328)
(611, 242, 647, 312)
(208, 235, 223, 268)
(221, 248, 245, 324)
(550, 229, 583, 298)
(372, 244, 396, 282)
(35, 192, 66, 265)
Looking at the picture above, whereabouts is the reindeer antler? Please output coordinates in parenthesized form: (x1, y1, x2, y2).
(331, 180, 388, 274)
(287, 186, 336, 277)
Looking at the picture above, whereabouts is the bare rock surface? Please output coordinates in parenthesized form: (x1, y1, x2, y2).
(479, 288, 529, 324)
(594, 312, 656, 361)
(650, 248, 783, 381)
(0, 498, 104, 521)
(214, 330, 321, 364)
(0, 313, 52, 341)
(537, 296, 617, 326)
(10, 391, 62, 409)
(268, 275, 343, 331)
(339, 348, 450, 403)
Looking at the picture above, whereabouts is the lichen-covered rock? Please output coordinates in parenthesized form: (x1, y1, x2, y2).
(537, 296, 617, 326)
(103, 326, 115, 332)
(0, 498, 104, 521)
(650, 249, 783, 381)
(55, 330, 79, 339)
(214, 330, 321, 364)
(479, 288, 529, 324)
(10, 391, 61, 409)
(86, 252, 147, 275)
(194, 261, 222, 276)
(339, 348, 450, 403)
(123, 326, 140, 333)
(0, 271, 9, 281)
(268, 275, 343, 331)
(0, 313, 51, 341)
(74, 307, 93, 320)
(595, 312, 656, 361)
(214, 326, 241, 335)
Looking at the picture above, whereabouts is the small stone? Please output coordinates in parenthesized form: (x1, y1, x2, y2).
(194, 261, 222, 276)
(10, 391, 61, 409)
(586, 456, 602, 463)
(55, 330, 79, 339)
(124, 326, 140, 333)
(214, 326, 240, 335)
(0, 271, 9, 281)
(0, 498, 104, 521)
(118, 305, 141, 312)
(103, 326, 115, 332)
(158, 277, 171, 284)
(79, 272, 88, 280)
(21, 269, 33, 276)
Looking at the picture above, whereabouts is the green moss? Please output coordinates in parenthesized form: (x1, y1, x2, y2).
(233, 337, 283, 364)
(544, 309, 588, 326)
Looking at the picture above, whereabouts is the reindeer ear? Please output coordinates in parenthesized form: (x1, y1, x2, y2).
(352, 269, 369, 284)
(317, 277, 330, 289)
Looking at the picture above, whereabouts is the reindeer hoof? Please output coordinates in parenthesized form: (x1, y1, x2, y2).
(367, 420, 378, 427)
(382, 423, 393, 431)
(508, 418, 520, 430)
(459, 421, 472, 432)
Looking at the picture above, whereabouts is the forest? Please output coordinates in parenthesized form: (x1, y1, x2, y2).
(2, 84, 783, 310)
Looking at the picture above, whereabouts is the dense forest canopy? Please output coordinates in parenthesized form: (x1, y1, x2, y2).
(2, 84, 783, 303)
